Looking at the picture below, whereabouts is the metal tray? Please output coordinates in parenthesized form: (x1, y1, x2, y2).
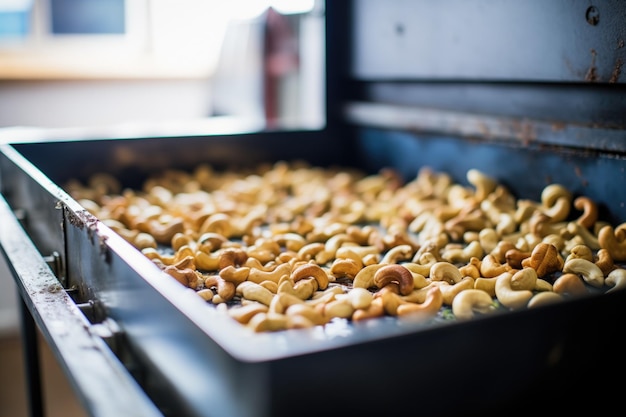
(1, 125, 625, 417)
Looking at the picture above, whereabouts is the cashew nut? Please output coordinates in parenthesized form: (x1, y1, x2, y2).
(495, 272, 533, 309)
(396, 286, 443, 318)
(380, 244, 414, 264)
(540, 183, 572, 222)
(430, 261, 463, 284)
(521, 242, 564, 277)
(552, 273, 588, 297)
(573, 196, 598, 229)
(248, 262, 292, 285)
(229, 302, 269, 324)
(527, 291, 563, 308)
(373, 264, 414, 295)
(435, 276, 475, 305)
(290, 263, 329, 290)
(562, 258, 604, 288)
(451, 289, 494, 320)
(218, 265, 250, 286)
(605, 268, 626, 293)
(353, 263, 386, 289)
(598, 224, 626, 262)
(510, 268, 538, 291)
(237, 281, 275, 306)
(204, 274, 235, 301)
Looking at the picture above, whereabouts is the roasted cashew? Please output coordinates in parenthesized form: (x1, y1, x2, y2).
(527, 292, 563, 308)
(521, 242, 564, 277)
(163, 265, 201, 289)
(199, 213, 234, 237)
(480, 254, 511, 278)
(404, 251, 438, 276)
(594, 248, 615, 276)
(244, 257, 275, 272)
(247, 312, 288, 332)
(444, 208, 489, 241)
(566, 222, 600, 250)
(278, 277, 318, 300)
(218, 265, 250, 286)
(552, 273, 588, 296)
(495, 272, 533, 309)
(197, 232, 228, 252)
(565, 244, 594, 263)
(451, 289, 494, 320)
(467, 169, 497, 202)
(237, 281, 275, 306)
(194, 249, 223, 271)
(353, 263, 386, 289)
(380, 244, 414, 264)
(504, 248, 531, 270)
(196, 288, 214, 301)
(269, 292, 305, 314)
(458, 257, 482, 279)
(290, 263, 330, 290)
(170, 232, 195, 251)
(204, 274, 235, 301)
(435, 276, 475, 305)
(132, 232, 157, 250)
(510, 267, 538, 291)
(247, 238, 281, 264)
(529, 212, 567, 238)
(229, 303, 269, 324)
(352, 297, 385, 321)
(430, 261, 463, 284)
(495, 212, 517, 236)
(396, 286, 443, 318)
(259, 280, 279, 293)
(346, 287, 374, 309)
(297, 242, 326, 261)
(540, 183, 572, 222)
(248, 262, 292, 285)
(478, 228, 500, 255)
(598, 224, 626, 262)
(474, 277, 498, 297)
(490, 240, 517, 264)
(322, 297, 355, 319)
(441, 241, 484, 264)
(329, 258, 362, 279)
(373, 264, 414, 295)
(284, 303, 327, 326)
(323, 233, 354, 257)
(605, 268, 626, 293)
(218, 247, 248, 269)
(573, 196, 598, 229)
(562, 258, 604, 288)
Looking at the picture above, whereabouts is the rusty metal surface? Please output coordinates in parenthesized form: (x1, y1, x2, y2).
(352, 0, 626, 83)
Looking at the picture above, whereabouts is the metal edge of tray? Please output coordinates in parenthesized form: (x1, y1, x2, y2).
(0, 193, 163, 417)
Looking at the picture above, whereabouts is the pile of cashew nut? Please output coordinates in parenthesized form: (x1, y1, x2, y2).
(65, 162, 626, 332)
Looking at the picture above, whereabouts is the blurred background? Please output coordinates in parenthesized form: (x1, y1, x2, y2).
(0, 0, 324, 129)
(0, 0, 325, 335)
(0, 1, 324, 415)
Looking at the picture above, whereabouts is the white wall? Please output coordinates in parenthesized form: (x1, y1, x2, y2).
(0, 79, 214, 129)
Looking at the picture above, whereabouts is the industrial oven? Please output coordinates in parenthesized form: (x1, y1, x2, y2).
(2, 1, 626, 416)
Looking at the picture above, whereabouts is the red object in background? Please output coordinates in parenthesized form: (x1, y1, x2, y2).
(263, 8, 300, 127)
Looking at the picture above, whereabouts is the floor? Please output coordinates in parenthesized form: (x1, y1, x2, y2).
(0, 329, 86, 417)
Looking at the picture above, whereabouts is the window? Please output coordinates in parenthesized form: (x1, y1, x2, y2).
(0, 0, 235, 79)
